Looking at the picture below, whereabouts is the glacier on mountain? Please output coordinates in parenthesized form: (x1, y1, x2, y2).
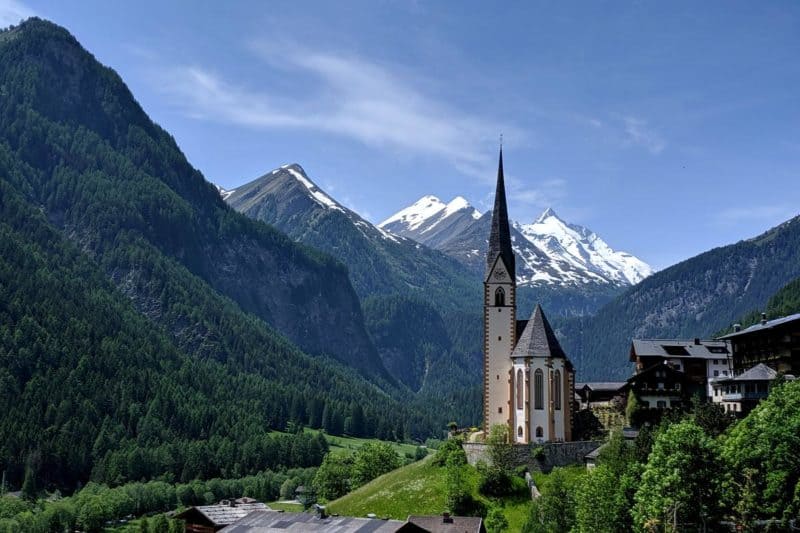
(380, 196, 653, 288)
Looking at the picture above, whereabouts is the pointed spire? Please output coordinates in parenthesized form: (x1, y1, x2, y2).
(487, 147, 516, 277)
(512, 304, 568, 359)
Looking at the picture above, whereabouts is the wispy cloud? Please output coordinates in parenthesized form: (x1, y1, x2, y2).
(155, 44, 523, 181)
(0, 0, 34, 27)
(622, 116, 666, 155)
(712, 205, 798, 227)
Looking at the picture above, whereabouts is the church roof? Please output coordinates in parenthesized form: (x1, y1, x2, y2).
(486, 148, 515, 278)
(512, 304, 568, 359)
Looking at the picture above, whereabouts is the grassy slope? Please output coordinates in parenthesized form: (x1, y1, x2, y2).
(325, 434, 422, 459)
(326, 455, 530, 529)
(327, 455, 448, 519)
(269, 428, 424, 459)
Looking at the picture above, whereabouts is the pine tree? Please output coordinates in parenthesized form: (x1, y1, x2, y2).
(21, 464, 36, 501)
(350, 404, 365, 438)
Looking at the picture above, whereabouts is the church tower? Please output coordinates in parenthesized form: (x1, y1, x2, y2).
(483, 148, 517, 434)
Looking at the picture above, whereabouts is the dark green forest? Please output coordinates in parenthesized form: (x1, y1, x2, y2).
(558, 217, 800, 379)
(720, 275, 800, 333)
(0, 18, 453, 493)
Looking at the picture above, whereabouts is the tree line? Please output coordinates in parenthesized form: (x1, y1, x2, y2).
(523, 379, 800, 531)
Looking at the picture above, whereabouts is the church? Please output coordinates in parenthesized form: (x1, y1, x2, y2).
(483, 149, 575, 444)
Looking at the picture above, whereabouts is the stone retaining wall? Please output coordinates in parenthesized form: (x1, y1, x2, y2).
(462, 441, 601, 473)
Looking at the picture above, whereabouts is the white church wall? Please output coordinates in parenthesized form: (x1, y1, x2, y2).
(484, 257, 516, 432)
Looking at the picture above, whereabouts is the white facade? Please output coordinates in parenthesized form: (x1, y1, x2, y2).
(483, 255, 516, 432)
(481, 149, 573, 444)
(482, 255, 574, 443)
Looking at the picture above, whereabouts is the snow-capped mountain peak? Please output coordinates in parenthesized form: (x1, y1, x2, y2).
(444, 196, 481, 219)
(282, 164, 345, 213)
(378, 195, 447, 231)
(379, 195, 483, 247)
(517, 208, 653, 286)
(535, 206, 559, 224)
(381, 198, 653, 289)
(215, 184, 235, 200)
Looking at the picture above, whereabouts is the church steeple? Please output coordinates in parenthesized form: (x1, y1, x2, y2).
(486, 148, 515, 278)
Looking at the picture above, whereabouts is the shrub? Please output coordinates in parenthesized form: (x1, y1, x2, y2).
(433, 437, 465, 467)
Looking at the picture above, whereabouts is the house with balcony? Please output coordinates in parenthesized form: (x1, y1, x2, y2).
(629, 338, 732, 400)
(719, 312, 800, 375)
(710, 363, 782, 415)
(621, 362, 689, 410)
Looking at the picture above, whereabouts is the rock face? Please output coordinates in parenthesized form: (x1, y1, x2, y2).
(225, 164, 477, 299)
(225, 164, 480, 393)
(0, 18, 386, 378)
(381, 197, 653, 289)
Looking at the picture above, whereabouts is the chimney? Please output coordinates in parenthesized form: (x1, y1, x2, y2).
(733, 324, 741, 332)
(443, 512, 453, 524)
(761, 313, 768, 325)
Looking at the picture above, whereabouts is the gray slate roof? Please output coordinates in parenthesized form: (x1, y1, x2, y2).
(177, 502, 269, 526)
(630, 339, 729, 359)
(512, 304, 568, 360)
(721, 363, 778, 383)
(406, 515, 485, 533)
(220, 510, 405, 532)
(719, 312, 800, 339)
(486, 148, 515, 278)
(576, 382, 626, 392)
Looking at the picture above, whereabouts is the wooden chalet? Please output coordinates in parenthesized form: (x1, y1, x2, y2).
(629, 338, 732, 400)
(621, 362, 690, 410)
(719, 312, 800, 375)
(575, 382, 625, 409)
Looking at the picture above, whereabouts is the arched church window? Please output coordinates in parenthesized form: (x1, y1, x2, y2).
(516, 369, 523, 410)
(535, 426, 543, 438)
(554, 370, 562, 410)
(517, 426, 523, 438)
(494, 287, 505, 306)
(534, 369, 544, 410)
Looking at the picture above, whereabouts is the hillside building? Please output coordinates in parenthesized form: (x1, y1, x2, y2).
(176, 498, 269, 532)
(629, 338, 732, 400)
(719, 312, 800, 375)
(710, 363, 782, 415)
(621, 362, 690, 410)
(575, 382, 626, 409)
(216, 510, 485, 532)
(483, 149, 574, 444)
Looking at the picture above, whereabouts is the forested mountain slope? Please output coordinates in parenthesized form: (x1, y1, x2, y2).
(0, 18, 450, 492)
(0, 18, 384, 377)
(225, 165, 483, 397)
(560, 215, 800, 380)
(0, 177, 364, 490)
(225, 165, 478, 302)
(721, 275, 800, 333)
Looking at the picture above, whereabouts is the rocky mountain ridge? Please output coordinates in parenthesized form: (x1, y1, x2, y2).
(380, 196, 653, 289)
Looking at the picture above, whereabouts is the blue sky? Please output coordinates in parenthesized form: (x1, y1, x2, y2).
(3, 1, 800, 269)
